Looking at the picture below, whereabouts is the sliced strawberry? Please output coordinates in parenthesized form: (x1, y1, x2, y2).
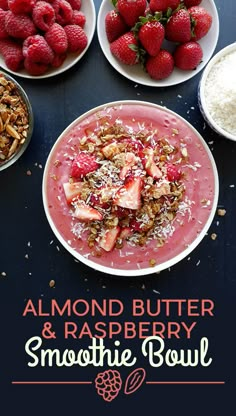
(143, 148, 162, 179)
(89, 193, 110, 209)
(63, 182, 84, 204)
(114, 176, 143, 210)
(74, 203, 103, 222)
(130, 218, 143, 232)
(101, 142, 119, 159)
(120, 227, 132, 239)
(119, 152, 137, 180)
(99, 226, 121, 252)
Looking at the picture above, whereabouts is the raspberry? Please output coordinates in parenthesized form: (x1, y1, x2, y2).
(5, 11, 37, 39)
(0, 39, 24, 71)
(0, 8, 8, 39)
(0, 0, 8, 10)
(71, 152, 99, 179)
(23, 35, 54, 64)
(24, 57, 48, 75)
(64, 24, 87, 52)
(166, 164, 181, 181)
(53, 0, 73, 26)
(67, 0, 81, 10)
(8, 0, 36, 14)
(95, 370, 122, 402)
(45, 23, 68, 54)
(71, 10, 86, 27)
(32, 1, 55, 31)
(51, 52, 66, 67)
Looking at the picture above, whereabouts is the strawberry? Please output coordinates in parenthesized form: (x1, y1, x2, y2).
(174, 41, 203, 70)
(117, 0, 146, 27)
(110, 31, 139, 65)
(146, 49, 174, 80)
(165, 9, 191, 43)
(130, 218, 143, 232)
(99, 226, 121, 252)
(71, 152, 99, 179)
(189, 6, 212, 41)
(138, 21, 164, 57)
(166, 164, 181, 181)
(63, 182, 84, 204)
(142, 148, 162, 178)
(114, 176, 143, 210)
(149, 0, 180, 13)
(89, 193, 110, 209)
(184, 0, 202, 8)
(105, 10, 128, 43)
(74, 202, 103, 221)
(119, 152, 137, 180)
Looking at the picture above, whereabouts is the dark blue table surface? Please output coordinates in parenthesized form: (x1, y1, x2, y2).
(0, 0, 235, 414)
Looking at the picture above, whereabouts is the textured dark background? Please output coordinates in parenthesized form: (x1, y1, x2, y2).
(0, 0, 235, 414)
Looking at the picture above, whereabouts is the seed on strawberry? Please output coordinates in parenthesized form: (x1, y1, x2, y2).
(149, 0, 180, 13)
(174, 41, 203, 70)
(138, 21, 164, 57)
(105, 9, 128, 43)
(165, 8, 191, 43)
(110, 31, 139, 65)
(117, 0, 146, 27)
(189, 6, 212, 41)
(146, 49, 174, 80)
(71, 152, 99, 179)
(166, 164, 181, 181)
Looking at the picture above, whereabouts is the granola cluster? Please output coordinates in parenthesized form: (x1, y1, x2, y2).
(0, 73, 29, 164)
(60, 118, 188, 254)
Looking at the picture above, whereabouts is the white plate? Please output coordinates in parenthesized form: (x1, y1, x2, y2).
(97, 0, 219, 87)
(42, 100, 219, 277)
(0, 0, 96, 79)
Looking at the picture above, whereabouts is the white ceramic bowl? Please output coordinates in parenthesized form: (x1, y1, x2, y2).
(97, 0, 219, 87)
(42, 100, 219, 277)
(198, 42, 236, 141)
(0, 0, 96, 79)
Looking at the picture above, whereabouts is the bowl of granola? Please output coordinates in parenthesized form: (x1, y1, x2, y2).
(0, 71, 33, 171)
(42, 101, 218, 276)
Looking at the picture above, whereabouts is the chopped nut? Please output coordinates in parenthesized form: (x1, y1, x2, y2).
(211, 233, 217, 240)
(49, 279, 55, 288)
(0, 73, 29, 164)
(217, 208, 226, 217)
(149, 259, 156, 267)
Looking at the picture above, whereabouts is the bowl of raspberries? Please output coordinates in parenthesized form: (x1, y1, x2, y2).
(0, 0, 96, 78)
(97, 0, 219, 86)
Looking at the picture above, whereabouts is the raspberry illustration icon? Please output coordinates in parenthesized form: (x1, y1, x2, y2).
(95, 370, 122, 402)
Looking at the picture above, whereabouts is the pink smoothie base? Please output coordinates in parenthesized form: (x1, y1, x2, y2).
(42, 101, 219, 276)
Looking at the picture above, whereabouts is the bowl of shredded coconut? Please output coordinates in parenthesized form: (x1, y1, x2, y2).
(198, 43, 236, 142)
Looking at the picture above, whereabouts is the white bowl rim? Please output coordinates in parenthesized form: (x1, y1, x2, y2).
(42, 100, 219, 277)
(97, 0, 220, 87)
(199, 42, 236, 142)
(0, 0, 96, 80)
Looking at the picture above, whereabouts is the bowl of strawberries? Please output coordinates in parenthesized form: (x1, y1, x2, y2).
(42, 100, 218, 276)
(0, 0, 96, 78)
(97, 0, 219, 86)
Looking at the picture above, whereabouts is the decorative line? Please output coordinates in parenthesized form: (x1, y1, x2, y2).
(146, 381, 225, 385)
(11, 381, 225, 385)
(12, 381, 93, 385)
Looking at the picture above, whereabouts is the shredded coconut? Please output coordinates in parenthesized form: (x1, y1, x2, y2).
(205, 50, 236, 135)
